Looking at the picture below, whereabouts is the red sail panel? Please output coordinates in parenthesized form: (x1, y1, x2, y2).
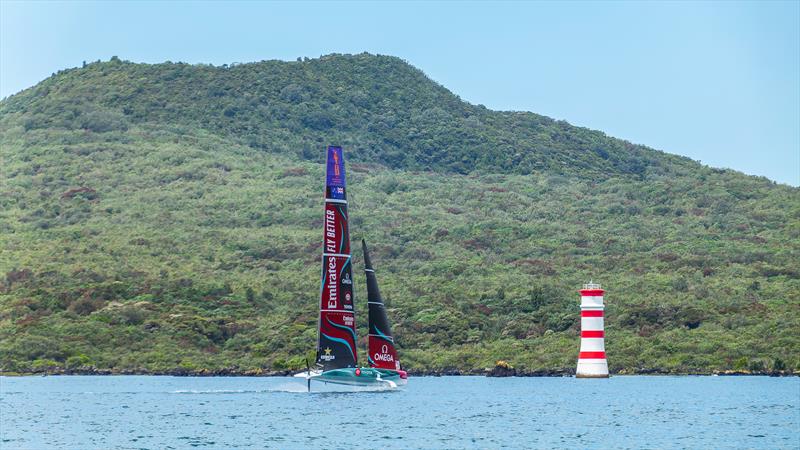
(368, 335, 400, 371)
(319, 255, 353, 311)
(323, 202, 350, 256)
(318, 310, 357, 368)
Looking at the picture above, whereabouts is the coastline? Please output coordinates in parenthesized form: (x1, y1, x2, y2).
(1, 367, 795, 377)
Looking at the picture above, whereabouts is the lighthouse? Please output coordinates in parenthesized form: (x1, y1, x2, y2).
(576, 281, 608, 378)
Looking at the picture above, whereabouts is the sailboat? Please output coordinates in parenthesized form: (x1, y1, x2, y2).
(296, 146, 407, 390)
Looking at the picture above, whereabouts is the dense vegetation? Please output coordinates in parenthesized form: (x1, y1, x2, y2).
(1, 54, 798, 375)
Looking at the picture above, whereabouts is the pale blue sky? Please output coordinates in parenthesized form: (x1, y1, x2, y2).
(1, 1, 798, 185)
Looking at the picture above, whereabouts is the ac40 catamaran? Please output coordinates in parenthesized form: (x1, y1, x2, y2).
(296, 146, 408, 390)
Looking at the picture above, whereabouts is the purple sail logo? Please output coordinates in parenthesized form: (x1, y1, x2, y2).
(326, 146, 346, 200)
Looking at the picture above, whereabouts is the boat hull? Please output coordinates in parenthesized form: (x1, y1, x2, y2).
(305, 368, 405, 388)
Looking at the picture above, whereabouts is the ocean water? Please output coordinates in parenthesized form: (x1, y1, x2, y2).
(1, 375, 798, 449)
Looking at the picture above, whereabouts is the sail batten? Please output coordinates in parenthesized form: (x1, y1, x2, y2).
(316, 146, 357, 370)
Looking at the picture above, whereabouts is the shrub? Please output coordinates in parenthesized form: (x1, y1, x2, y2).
(66, 354, 92, 369)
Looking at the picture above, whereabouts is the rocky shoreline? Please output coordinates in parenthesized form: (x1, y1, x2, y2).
(1, 366, 795, 377)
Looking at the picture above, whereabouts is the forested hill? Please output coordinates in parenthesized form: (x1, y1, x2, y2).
(1, 53, 694, 178)
(1, 54, 798, 376)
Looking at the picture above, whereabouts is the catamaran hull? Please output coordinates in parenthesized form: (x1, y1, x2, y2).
(298, 368, 406, 389)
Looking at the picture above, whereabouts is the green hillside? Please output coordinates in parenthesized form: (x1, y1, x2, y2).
(1, 54, 798, 375)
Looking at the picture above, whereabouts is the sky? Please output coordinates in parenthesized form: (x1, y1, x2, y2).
(1, 1, 798, 185)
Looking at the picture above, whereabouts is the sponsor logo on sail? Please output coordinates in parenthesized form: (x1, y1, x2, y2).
(327, 256, 337, 308)
(333, 151, 340, 176)
(320, 347, 335, 361)
(374, 344, 395, 363)
(325, 209, 336, 253)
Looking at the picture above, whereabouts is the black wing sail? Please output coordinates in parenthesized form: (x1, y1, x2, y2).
(363, 239, 400, 371)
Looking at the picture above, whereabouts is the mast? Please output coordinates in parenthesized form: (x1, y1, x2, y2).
(363, 239, 400, 371)
(315, 146, 357, 370)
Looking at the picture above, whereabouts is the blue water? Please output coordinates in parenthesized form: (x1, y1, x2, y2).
(1, 376, 798, 449)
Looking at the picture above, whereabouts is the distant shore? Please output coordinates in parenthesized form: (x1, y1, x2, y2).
(1, 367, 795, 377)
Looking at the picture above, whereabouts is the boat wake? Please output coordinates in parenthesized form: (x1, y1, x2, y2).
(168, 382, 399, 394)
(169, 389, 264, 394)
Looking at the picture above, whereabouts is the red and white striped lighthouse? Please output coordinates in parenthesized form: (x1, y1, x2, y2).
(576, 281, 608, 378)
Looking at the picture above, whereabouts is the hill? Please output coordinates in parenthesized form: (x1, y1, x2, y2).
(1, 54, 798, 375)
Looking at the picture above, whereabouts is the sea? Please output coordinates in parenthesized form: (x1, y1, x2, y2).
(1, 375, 798, 449)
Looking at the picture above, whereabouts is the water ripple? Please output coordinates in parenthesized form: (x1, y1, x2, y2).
(0, 375, 798, 449)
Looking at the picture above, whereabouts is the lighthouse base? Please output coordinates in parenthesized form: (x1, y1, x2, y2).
(576, 360, 609, 378)
(576, 373, 609, 378)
